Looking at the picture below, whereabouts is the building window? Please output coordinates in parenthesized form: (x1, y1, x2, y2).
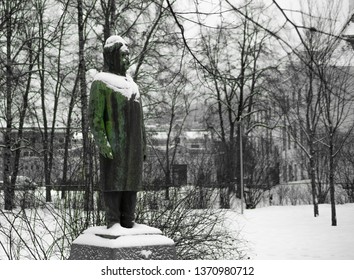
(294, 164, 298, 181)
(301, 163, 306, 180)
(172, 164, 187, 186)
(289, 164, 294, 181)
(283, 165, 288, 182)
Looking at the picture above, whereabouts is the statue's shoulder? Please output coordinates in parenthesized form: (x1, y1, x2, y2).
(93, 72, 139, 99)
(93, 72, 118, 87)
(90, 73, 109, 92)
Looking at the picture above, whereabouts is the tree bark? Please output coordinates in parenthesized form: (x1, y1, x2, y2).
(62, 73, 79, 199)
(329, 134, 337, 226)
(309, 149, 319, 217)
(36, 3, 52, 202)
(10, 40, 34, 200)
(4, 0, 14, 210)
(78, 0, 93, 212)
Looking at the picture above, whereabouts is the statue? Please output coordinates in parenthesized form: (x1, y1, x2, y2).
(89, 35, 146, 229)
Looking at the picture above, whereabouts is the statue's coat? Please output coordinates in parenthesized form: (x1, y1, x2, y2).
(89, 75, 146, 192)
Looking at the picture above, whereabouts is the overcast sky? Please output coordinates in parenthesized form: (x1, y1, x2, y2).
(177, 0, 353, 51)
(178, 0, 352, 31)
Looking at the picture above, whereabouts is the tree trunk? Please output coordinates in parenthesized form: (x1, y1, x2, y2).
(102, 0, 116, 43)
(164, 138, 171, 200)
(37, 5, 52, 202)
(309, 149, 319, 217)
(4, 0, 14, 210)
(329, 139, 337, 226)
(78, 0, 93, 213)
(62, 73, 79, 199)
(10, 40, 34, 202)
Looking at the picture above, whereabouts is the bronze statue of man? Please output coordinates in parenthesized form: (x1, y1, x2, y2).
(89, 35, 146, 228)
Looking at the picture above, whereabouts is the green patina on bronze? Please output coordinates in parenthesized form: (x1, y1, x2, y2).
(89, 79, 146, 192)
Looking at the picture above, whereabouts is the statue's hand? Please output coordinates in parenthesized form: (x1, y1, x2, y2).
(100, 142, 113, 159)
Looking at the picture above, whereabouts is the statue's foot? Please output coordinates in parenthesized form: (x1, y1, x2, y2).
(120, 219, 134, 228)
(120, 212, 135, 228)
(106, 221, 119, 229)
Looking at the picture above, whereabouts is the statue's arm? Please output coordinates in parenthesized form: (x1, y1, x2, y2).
(89, 81, 113, 159)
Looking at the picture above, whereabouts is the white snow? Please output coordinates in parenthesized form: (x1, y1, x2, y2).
(73, 233, 174, 249)
(86, 68, 98, 82)
(150, 131, 168, 139)
(73, 223, 174, 249)
(104, 35, 128, 52)
(229, 203, 354, 259)
(184, 130, 210, 139)
(140, 250, 152, 258)
(1, 198, 353, 259)
(343, 21, 354, 36)
(94, 72, 140, 101)
(83, 223, 162, 236)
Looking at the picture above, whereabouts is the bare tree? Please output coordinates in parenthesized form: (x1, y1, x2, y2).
(270, 0, 354, 224)
(9, 5, 39, 208)
(320, 65, 354, 226)
(1, 0, 40, 210)
(270, 51, 323, 217)
(197, 1, 274, 205)
(242, 134, 280, 209)
(77, 0, 96, 213)
(336, 136, 354, 203)
(147, 71, 196, 199)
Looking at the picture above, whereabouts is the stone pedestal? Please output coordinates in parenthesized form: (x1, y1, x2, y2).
(69, 223, 176, 260)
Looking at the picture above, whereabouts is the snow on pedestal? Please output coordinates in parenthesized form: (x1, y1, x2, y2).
(69, 223, 176, 260)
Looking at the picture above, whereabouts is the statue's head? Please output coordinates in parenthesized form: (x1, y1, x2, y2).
(103, 35, 130, 76)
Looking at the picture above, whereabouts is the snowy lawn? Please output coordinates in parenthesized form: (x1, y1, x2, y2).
(230, 203, 354, 260)
(1, 194, 353, 260)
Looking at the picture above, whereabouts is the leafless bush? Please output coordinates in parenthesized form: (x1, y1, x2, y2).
(274, 185, 289, 205)
(0, 191, 103, 260)
(272, 183, 348, 206)
(136, 187, 247, 260)
(1, 186, 246, 260)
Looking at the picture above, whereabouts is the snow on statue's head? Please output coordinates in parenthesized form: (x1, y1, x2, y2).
(103, 35, 130, 76)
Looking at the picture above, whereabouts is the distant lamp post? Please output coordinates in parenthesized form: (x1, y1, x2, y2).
(239, 121, 244, 215)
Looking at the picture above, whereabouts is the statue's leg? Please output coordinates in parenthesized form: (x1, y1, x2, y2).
(120, 191, 137, 228)
(103, 191, 122, 228)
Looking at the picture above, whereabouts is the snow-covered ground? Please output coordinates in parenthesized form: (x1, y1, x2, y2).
(1, 196, 353, 260)
(230, 203, 354, 260)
